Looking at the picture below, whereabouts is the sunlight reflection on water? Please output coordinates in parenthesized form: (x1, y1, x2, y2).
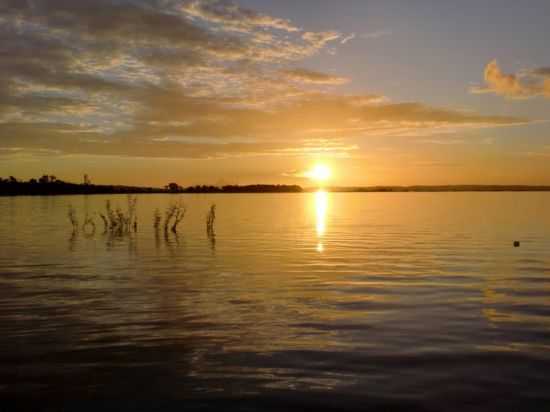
(315, 190, 328, 253)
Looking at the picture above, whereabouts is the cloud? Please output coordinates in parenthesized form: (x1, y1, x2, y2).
(412, 160, 461, 168)
(0, 1, 530, 163)
(420, 139, 465, 145)
(523, 151, 550, 158)
(279, 69, 349, 85)
(181, 0, 299, 33)
(1, 0, 331, 64)
(0, 0, 341, 127)
(340, 33, 356, 44)
(0, 90, 526, 160)
(471, 60, 550, 99)
(3, 0, 240, 56)
(360, 30, 392, 40)
(532, 67, 550, 77)
(419, 137, 494, 146)
(302, 31, 341, 49)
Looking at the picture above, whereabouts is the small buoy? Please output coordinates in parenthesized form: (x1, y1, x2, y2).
(513, 241, 520, 247)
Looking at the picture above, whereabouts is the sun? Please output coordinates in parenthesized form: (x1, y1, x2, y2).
(306, 164, 331, 183)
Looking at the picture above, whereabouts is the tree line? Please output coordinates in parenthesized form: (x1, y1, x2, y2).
(0, 176, 303, 196)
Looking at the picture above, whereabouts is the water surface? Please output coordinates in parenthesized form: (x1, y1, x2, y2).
(1, 193, 550, 410)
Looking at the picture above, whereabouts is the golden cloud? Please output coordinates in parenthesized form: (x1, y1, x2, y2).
(471, 59, 550, 99)
(279, 68, 349, 85)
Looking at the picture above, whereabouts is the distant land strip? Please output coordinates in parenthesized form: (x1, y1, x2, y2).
(2, 177, 550, 196)
(0, 176, 302, 196)
(321, 185, 550, 192)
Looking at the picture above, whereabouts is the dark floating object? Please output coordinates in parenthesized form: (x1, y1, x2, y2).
(514, 241, 521, 247)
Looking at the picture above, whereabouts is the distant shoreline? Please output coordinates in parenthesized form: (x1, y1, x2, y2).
(0, 178, 303, 196)
(316, 185, 550, 193)
(2, 178, 550, 196)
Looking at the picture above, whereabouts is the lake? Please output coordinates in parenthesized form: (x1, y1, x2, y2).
(1, 192, 550, 411)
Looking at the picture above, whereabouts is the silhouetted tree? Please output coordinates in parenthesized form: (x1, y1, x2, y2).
(166, 182, 181, 192)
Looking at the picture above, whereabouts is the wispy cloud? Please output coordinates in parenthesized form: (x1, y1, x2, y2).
(360, 30, 393, 40)
(340, 33, 356, 44)
(302, 31, 342, 49)
(181, 0, 300, 32)
(420, 139, 465, 145)
(279, 68, 349, 85)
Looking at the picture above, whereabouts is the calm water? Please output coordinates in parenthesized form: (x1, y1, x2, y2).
(1, 193, 550, 410)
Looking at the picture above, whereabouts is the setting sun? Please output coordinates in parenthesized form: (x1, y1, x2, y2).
(307, 164, 332, 183)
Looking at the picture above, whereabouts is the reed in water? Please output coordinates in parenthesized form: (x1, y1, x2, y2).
(96, 195, 139, 235)
(68, 205, 79, 232)
(206, 204, 216, 236)
(67, 205, 95, 236)
(82, 213, 96, 236)
(153, 208, 162, 230)
(155, 200, 187, 233)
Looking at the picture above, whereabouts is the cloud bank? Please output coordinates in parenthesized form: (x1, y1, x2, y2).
(0, 1, 527, 162)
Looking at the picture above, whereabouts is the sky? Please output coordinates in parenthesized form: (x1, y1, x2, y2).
(1, 0, 549, 187)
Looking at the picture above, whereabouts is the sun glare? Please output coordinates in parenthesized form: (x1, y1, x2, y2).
(307, 164, 331, 183)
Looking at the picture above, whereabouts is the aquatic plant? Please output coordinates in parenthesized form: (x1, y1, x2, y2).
(99, 213, 109, 232)
(153, 208, 162, 230)
(104, 200, 117, 230)
(82, 213, 96, 236)
(127, 195, 138, 231)
(68, 204, 79, 231)
(97, 196, 138, 234)
(206, 204, 216, 236)
(162, 200, 187, 232)
(67, 196, 140, 247)
(163, 204, 176, 232)
(171, 201, 187, 232)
